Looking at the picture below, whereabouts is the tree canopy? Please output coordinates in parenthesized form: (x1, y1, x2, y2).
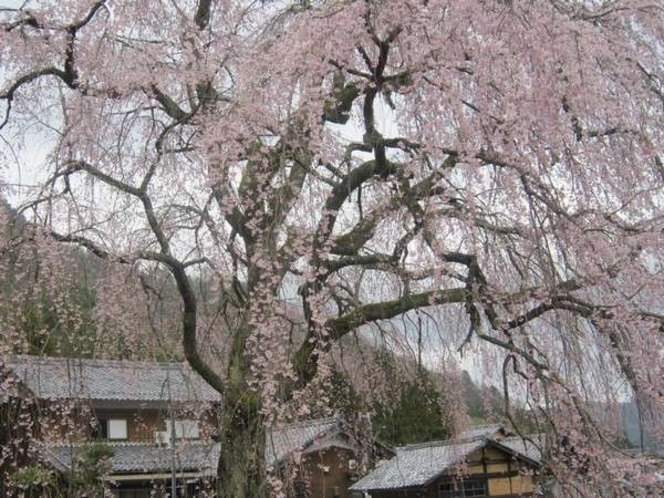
(1, 0, 664, 495)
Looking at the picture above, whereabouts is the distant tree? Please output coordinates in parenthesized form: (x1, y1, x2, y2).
(2, 1, 664, 496)
(327, 367, 363, 419)
(461, 371, 488, 422)
(0, 208, 182, 360)
(368, 350, 450, 445)
(373, 377, 451, 446)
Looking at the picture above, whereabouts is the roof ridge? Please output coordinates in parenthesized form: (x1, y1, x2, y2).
(397, 436, 486, 451)
(465, 423, 503, 430)
(43, 441, 216, 448)
(8, 354, 186, 369)
(500, 433, 545, 440)
(271, 416, 339, 430)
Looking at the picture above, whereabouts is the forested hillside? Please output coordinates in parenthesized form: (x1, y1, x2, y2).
(0, 199, 181, 359)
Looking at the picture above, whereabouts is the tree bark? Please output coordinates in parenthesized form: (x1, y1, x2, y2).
(217, 408, 265, 498)
(216, 318, 266, 497)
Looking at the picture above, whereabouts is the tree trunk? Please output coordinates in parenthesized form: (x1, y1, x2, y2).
(216, 318, 266, 497)
(217, 406, 265, 498)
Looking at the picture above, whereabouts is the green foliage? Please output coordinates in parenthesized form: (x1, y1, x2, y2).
(70, 443, 114, 497)
(19, 282, 97, 358)
(461, 371, 506, 423)
(7, 465, 62, 498)
(462, 370, 487, 421)
(328, 367, 363, 417)
(0, 210, 99, 358)
(461, 371, 543, 435)
(373, 375, 451, 446)
(8, 465, 57, 488)
(371, 351, 451, 446)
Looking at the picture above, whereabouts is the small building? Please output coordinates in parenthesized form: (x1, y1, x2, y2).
(2, 355, 222, 497)
(349, 425, 542, 498)
(266, 417, 394, 498)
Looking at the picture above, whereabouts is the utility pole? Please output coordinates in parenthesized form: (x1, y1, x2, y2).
(167, 368, 178, 498)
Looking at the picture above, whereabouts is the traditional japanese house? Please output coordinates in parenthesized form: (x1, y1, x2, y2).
(349, 425, 542, 498)
(266, 417, 394, 498)
(2, 354, 222, 497)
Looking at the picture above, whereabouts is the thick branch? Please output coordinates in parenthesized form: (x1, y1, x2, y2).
(65, 160, 142, 197)
(315, 159, 397, 247)
(1, 68, 68, 129)
(169, 262, 226, 395)
(194, 0, 212, 29)
(151, 85, 190, 121)
(325, 288, 466, 340)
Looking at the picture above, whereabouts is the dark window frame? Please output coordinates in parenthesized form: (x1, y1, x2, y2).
(439, 477, 488, 498)
(91, 417, 128, 441)
(91, 418, 108, 440)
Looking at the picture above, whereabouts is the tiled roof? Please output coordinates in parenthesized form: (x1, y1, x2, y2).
(265, 417, 340, 467)
(496, 435, 543, 464)
(41, 441, 220, 476)
(350, 438, 486, 491)
(5, 355, 220, 402)
(350, 427, 542, 492)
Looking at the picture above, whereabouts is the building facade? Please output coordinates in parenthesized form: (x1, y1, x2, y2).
(2, 355, 222, 497)
(266, 417, 394, 498)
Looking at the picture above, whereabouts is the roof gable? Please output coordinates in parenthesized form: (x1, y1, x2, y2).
(265, 417, 341, 468)
(491, 435, 543, 466)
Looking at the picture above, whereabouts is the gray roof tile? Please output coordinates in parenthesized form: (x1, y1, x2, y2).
(265, 417, 340, 467)
(350, 439, 486, 491)
(495, 435, 543, 464)
(42, 441, 220, 476)
(351, 427, 542, 492)
(6, 355, 220, 403)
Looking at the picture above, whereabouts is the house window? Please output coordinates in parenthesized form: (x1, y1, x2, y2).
(439, 478, 487, 498)
(92, 418, 127, 440)
(107, 419, 128, 440)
